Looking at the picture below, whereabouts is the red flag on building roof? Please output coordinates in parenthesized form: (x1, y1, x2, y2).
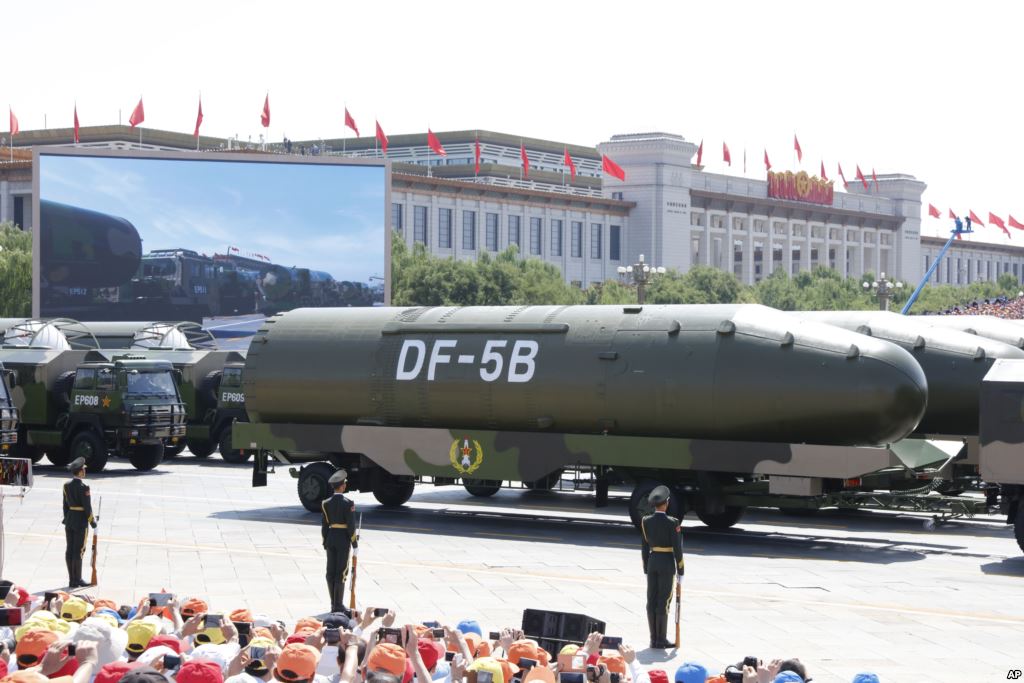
(129, 98, 145, 127)
(563, 147, 577, 179)
(427, 129, 447, 157)
(602, 154, 626, 181)
(989, 212, 1010, 238)
(73, 105, 80, 143)
(969, 209, 985, 226)
(819, 161, 827, 181)
(520, 143, 530, 179)
(948, 208, 957, 219)
(928, 204, 941, 219)
(837, 163, 848, 189)
(344, 108, 359, 137)
(194, 97, 203, 138)
(695, 139, 703, 167)
(722, 142, 731, 166)
(855, 165, 868, 190)
(763, 149, 771, 172)
(872, 168, 879, 192)
(793, 134, 802, 162)
(260, 94, 270, 128)
(474, 136, 481, 175)
(8, 108, 18, 136)
(375, 120, 388, 154)
(1009, 215, 1024, 230)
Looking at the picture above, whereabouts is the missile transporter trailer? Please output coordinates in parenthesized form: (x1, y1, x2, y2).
(0, 348, 187, 471)
(237, 305, 1015, 533)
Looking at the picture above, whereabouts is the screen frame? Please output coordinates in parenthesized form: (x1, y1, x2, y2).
(32, 146, 391, 318)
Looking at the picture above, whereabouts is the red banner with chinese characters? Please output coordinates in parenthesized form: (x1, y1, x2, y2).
(767, 170, 834, 206)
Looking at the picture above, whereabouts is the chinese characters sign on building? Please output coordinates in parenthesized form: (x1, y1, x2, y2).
(767, 170, 834, 206)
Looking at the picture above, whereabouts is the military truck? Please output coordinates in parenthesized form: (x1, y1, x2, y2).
(0, 348, 187, 471)
(0, 362, 18, 455)
(977, 360, 1024, 552)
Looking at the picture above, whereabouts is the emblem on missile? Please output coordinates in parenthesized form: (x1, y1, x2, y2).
(450, 437, 483, 475)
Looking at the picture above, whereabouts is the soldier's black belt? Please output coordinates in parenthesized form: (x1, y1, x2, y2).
(329, 524, 348, 529)
(651, 546, 674, 552)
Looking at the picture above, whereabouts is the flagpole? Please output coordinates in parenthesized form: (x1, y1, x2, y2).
(343, 103, 347, 156)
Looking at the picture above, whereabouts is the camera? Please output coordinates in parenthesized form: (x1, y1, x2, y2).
(488, 631, 500, 640)
(445, 651, 456, 663)
(599, 636, 622, 650)
(561, 674, 585, 683)
(586, 665, 606, 683)
(743, 657, 759, 669)
(378, 627, 403, 646)
(373, 608, 389, 618)
(163, 654, 181, 671)
(148, 593, 173, 607)
(431, 628, 445, 639)
(519, 658, 538, 670)
(67, 643, 77, 657)
(203, 614, 223, 629)
(609, 675, 621, 683)
(325, 628, 341, 645)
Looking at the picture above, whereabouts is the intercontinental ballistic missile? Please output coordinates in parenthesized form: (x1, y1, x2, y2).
(923, 315, 1024, 350)
(39, 200, 142, 289)
(244, 304, 927, 447)
(795, 311, 1024, 436)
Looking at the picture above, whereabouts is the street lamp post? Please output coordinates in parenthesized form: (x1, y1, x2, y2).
(617, 254, 666, 305)
(863, 271, 904, 312)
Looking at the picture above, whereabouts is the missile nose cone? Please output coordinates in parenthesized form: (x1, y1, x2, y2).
(852, 338, 929, 444)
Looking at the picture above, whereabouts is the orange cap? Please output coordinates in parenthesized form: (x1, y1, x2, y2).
(598, 654, 626, 677)
(91, 599, 118, 614)
(253, 626, 273, 641)
(497, 659, 521, 683)
(273, 644, 319, 683)
(524, 668, 556, 683)
(229, 609, 253, 624)
(507, 641, 550, 667)
(15, 630, 59, 667)
(293, 617, 322, 634)
(180, 598, 208, 618)
(367, 643, 407, 678)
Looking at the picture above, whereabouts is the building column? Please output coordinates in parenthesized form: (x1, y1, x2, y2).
(725, 212, 735, 278)
(874, 234, 882, 276)
(856, 236, 865, 278)
(0, 181, 8, 223)
(841, 225, 849, 278)
(745, 218, 756, 285)
(801, 225, 813, 273)
(784, 221, 794, 276)
(703, 212, 712, 266)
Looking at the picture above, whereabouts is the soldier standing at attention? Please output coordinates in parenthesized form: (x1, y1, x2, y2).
(321, 469, 357, 612)
(640, 485, 684, 649)
(62, 458, 96, 588)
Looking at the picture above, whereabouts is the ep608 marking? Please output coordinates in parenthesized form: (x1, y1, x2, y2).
(395, 339, 538, 383)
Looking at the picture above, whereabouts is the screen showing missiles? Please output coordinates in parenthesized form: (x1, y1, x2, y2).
(34, 149, 388, 346)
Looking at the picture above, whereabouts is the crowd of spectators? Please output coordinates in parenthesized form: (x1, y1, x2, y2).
(0, 582, 879, 683)
(934, 294, 1024, 318)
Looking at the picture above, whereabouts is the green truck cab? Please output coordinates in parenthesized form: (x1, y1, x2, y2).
(0, 348, 186, 471)
(0, 363, 18, 454)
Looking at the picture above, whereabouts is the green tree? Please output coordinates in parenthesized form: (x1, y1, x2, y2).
(0, 223, 31, 317)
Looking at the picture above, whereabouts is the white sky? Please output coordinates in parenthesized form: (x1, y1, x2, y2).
(5, 0, 1022, 248)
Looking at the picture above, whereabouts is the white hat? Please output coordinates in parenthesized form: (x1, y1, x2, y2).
(72, 617, 129, 666)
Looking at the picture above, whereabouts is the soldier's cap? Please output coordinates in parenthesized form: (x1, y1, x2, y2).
(66, 458, 86, 473)
(328, 469, 348, 486)
(648, 485, 671, 505)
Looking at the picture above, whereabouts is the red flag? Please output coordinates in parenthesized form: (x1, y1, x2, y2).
(819, 161, 827, 181)
(763, 149, 771, 171)
(8, 108, 18, 136)
(1009, 215, 1024, 230)
(260, 94, 270, 128)
(969, 210, 984, 226)
(722, 142, 731, 166)
(520, 143, 530, 179)
(793, 134, 802, 162)
(990, 212, 1010, 237)
(854, 165, 868, 190)
(129, 98, 145, 127)
(928, 204, 941, 219)
(948, 209, 957, 219)
(474, 136, 481, 175)
(73, 105, 80, 143)
(375, 120, 388, 154)
(344, 108, 359, 137)
(563, 147, 577, 179)
(427, 129, 447, 157)
(872, 168, 879, 192)
(602, 154, 626, 181)
(194, 97, 203, 138)
(837, 163, 848, 189)
(695, 139, 703, 167)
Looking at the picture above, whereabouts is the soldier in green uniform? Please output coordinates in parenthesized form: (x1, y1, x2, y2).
(640, 485, 684, 649)
(321, 469, 357, 612)
(62, 458, 96, 588)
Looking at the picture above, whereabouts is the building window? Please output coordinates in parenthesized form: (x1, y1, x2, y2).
(590, 223, 603, 259)
(438, 208, 452, 249)
(609, 225, 621, 261)
(571, 221, 583, 258)
(13, 196, 25, 229)
(508, 215, 521, 248)
(550, 219, 563, 256)
(392, 203, 403, 235)
(414, 206, 428, 245)
(462, 211, 477, 250)
(486, 213, 499, 251)
(530, 217, 542, 255)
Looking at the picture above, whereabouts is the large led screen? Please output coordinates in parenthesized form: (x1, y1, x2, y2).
(33, 150, 389, 327)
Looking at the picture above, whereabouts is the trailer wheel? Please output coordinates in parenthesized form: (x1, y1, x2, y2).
(129, 444, 164, 471)
(46, 448, 71, 467)
(1015, 500, 1024, 555)
(70, 431, 108, 472)
(185, 438, 216, 458)
(373, 472, 416, 506)
(464, 479, 501, 497)
(163, 442, 186, 459)
(298, 462, 336, 512)
(695, 503, 745, 530)
(629, 479, 682, 527)
(219, 428, 251, 464)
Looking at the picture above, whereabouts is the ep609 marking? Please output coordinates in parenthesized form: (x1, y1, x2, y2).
(395, 339, 538, 383)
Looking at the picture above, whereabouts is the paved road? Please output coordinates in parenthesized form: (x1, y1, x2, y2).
(2, 456, 1021, 683)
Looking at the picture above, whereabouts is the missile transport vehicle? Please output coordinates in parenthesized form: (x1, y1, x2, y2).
(979, 359, 1024, 552)
(925, 315, 1024, 350)
(0, 348, 186, 471)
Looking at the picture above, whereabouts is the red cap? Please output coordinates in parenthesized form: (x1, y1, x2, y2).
(417, 639, 444, 671)
(176, 660, 223, 683)
(94, 662, 142, 683)
(648, 670, 669, 683)
(146, 635, 183, 654)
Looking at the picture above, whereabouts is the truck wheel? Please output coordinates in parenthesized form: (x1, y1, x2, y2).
(464, 479, 501, 497)
(1015, 500, 1024, 555)
(695, 504, 745, 530)
(70, 431, 108, 472)
(297, 462, 336, 513)
(129, 444, 164, 471)
(163, 442, 186, 459)
(219, 428, 251, 464)
(185, 438, 216, 458)
(373, 472, 416, 507)
(524, 470, 562, 491)
(628, 479, 682, 527)
(46, 448, 71, 467)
